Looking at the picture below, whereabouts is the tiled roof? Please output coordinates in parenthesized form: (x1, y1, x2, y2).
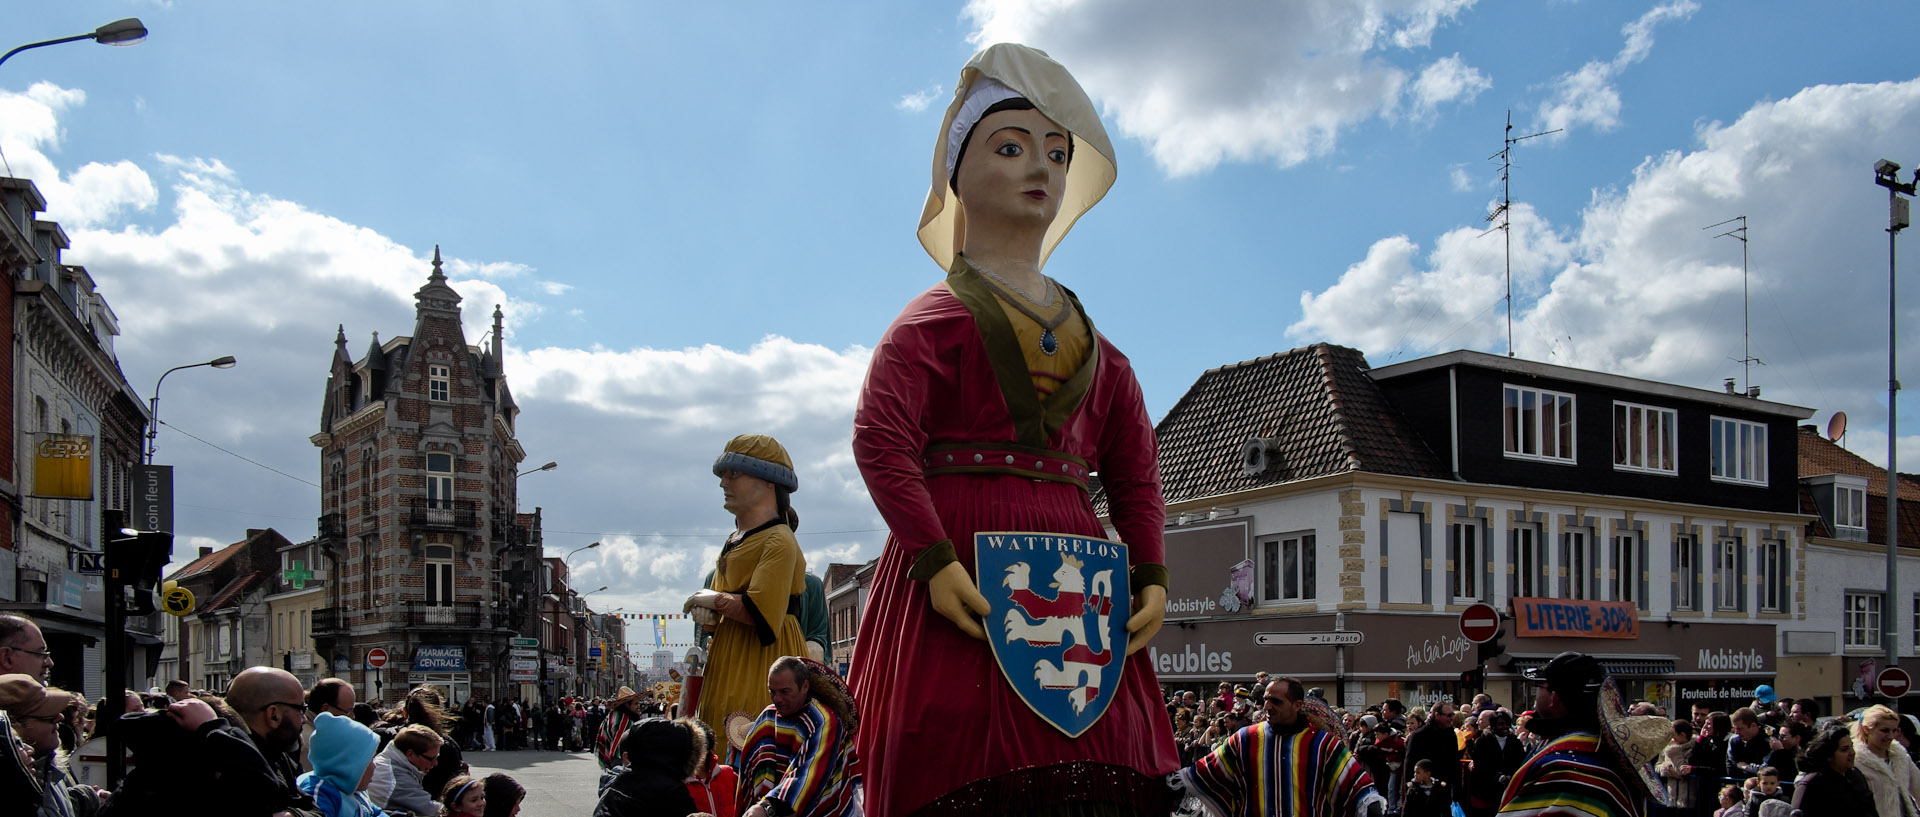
(200, 571, 268, 613)
(1797, 426, 1920, 549)
(168, 538, 247, 581)
(1798, 425, 1920, 501)
(1118, 343, 1447, 509)
(823, 563, 862, 592)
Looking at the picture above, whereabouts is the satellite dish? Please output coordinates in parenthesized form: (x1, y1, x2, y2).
(1828, 411, 1849, 442)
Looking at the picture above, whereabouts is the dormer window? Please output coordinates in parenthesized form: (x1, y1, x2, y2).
(1503, 385, 1575, 463)
(1836, 483, 1867, 536)
(1808, 474, 1870, 541)
(429, 364, 450, 402)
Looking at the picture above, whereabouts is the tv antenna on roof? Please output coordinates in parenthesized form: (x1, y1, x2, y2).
(1484, 111, 1560, 359)
(1705, 215, 1764, 393)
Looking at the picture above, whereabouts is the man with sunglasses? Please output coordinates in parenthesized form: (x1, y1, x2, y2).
(0, 614, 52, 683)
(227, 666, 324, 817)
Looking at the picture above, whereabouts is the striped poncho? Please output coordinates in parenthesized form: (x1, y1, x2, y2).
(738, 699, 861, 817)
(1178, 720, 1381, 817)
(1497, 732, 1641, 817)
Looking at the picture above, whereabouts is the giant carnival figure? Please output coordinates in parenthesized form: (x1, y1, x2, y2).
(849, 43, 1177, 817)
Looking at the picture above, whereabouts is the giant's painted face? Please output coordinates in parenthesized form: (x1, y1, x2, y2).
(953, 107, 1069, 235)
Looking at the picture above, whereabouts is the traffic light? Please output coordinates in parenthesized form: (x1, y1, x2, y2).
(1477, 625, 1508, 664)
(1460, 667, 1485, 687)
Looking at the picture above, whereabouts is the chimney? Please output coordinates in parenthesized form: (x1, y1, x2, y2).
(198, 546, 213, 559)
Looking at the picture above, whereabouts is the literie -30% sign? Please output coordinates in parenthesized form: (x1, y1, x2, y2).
(1254, 631, 1364, 646)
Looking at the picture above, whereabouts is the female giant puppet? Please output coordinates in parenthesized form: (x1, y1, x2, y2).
(849, 44, 1176, 816)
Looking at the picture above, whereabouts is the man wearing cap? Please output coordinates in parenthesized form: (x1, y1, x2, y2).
(0, 674, 98, 817)
(685, 434, 810, 751)
(1499, 652, 1670, 817)
(1169, 676, 1383, 817)
(737, 656, 861, 817)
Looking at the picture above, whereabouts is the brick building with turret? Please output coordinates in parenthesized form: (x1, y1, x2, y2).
(308, 249, 542, 706)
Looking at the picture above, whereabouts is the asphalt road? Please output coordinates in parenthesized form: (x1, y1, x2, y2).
(464, 748, 606, 817)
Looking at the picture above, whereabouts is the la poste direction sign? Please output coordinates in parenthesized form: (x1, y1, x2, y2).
(366, 648, 389, 670)
(1459, 603, 1501, 644)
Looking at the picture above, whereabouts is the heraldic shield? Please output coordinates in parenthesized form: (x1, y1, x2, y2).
(976, 531, 1130, 738)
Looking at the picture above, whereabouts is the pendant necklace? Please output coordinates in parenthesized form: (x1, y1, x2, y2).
(972, 261, 1069, 355)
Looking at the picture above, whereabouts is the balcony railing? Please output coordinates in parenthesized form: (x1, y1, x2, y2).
(406, 497, 479, 531)
(408, 600, 486, 629)
(317, 513, 344, 540)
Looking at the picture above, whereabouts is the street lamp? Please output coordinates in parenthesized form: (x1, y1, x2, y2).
(1875, 158, 1916, 667)
(1, 19, 148, 69)
(146, 355, 236, 464)
(518, 461, 558, 478)
(581, 585, 609, 598)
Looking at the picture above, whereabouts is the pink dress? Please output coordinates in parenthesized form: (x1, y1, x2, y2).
(850, 268, 1177, 816)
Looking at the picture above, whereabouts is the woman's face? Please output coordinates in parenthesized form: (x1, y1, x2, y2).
(1868, 718, 1900, 753)
(1832, 739, 1856, 773)
(953, 107, 1069, 233)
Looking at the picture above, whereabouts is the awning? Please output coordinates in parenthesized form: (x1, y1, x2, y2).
(1507, 653, 1678, 677)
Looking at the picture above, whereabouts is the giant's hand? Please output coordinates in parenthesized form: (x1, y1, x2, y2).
(1125, 584, 1165, 656)
(683, 589, 726, 613)
(928, 561, 990, 641)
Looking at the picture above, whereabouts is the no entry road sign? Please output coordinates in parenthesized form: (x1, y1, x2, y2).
(366, 648, 389, 670)
(1880, 666, 1912, 698)
(1460, 603, 1501, 644)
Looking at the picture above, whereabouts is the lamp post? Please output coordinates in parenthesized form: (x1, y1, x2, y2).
(1875, 159, 1916, 668)
(146, 355, 236, 464)
(518, 461, 558, 478)
(0, 18, 147, 69)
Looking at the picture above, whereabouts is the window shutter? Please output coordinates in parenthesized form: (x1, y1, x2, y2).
(1638, 537, 1650, 611)
(1304, 536, 1317, 600)
(1737, 539, 1748, 612)
(1559, 534, 1570, 597)
(1670, 538, 1680, 609)
(1509, 528, 1520, 599)
(1483, 524, 1494, 604)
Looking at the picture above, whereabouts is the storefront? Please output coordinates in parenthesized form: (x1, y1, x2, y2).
(1147, 594, 1777, 712)
(409, 644, 471, 704)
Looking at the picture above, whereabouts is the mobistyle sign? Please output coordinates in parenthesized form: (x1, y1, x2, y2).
(411, 645, 467, 672)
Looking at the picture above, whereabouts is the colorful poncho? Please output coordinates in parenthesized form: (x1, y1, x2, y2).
(1497, 732, 1642, 817)
(1178, 720, 1381, 817)
(737, 699, 861, 817)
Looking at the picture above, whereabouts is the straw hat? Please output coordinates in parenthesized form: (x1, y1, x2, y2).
(1598, 677, 1672, 806)
(724, 710, 756, 750)
(917, 43, 1117, 272)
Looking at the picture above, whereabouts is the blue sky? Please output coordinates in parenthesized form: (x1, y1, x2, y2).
(7, 1, 1919, 654)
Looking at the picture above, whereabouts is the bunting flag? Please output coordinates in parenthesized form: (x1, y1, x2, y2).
(656, 617, 669, 647)
(615, 613, 689, 619)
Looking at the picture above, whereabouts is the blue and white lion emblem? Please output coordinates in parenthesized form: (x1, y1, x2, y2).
(976, 531, 1130, 738)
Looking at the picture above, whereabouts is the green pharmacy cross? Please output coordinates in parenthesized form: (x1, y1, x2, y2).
(284, 561, 314, 589)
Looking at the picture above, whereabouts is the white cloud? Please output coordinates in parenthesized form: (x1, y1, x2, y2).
(1536, 1, 1698, 135)
(1293, 78, 1920, 439)
(896, 83, 943, 113)
(0, 85, 157, 228)
(1449, 165, 1476, 192)
(963, 0, 1479, 176)
(538, 280, 573, 296)
(444, 258, 533, 279)
(1408, 54, 1492, 120)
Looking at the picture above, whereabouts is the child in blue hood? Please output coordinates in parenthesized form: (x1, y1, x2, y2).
(298, 711, 385, 817)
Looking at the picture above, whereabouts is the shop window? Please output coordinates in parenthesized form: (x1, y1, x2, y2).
(1259, 532, 1316, 603)
(1846, 592, 1883, 649)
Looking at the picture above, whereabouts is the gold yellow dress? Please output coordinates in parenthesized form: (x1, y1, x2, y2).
(698, 518, 809, 749)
